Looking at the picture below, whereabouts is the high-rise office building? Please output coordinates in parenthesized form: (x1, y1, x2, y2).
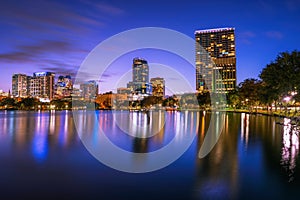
(127, 58, 150, 94)
(30, 72, 55, 100)
(55, 75, 73, 98)
(12, 74, 29, 97)
(80, 80, 99, 100)
(133, 58, 149, 83)
(150, 77, 165, 97)
(195, 27, 236, 93)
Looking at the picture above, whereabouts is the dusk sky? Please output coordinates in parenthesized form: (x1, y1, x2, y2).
(1, 0, 300, 93)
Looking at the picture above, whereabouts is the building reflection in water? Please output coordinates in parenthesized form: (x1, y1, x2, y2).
(0, 111, 77, 162)
(241, 113, 249, 148)
(71, 110, 199, 172)
(103, 110, 167, 153)
(2, 110, 300, 195)
(32, 111, 48, 162)
(195, 112, 239, 199)
(281, 118, 299, 182)
(112, 110, 165, 139)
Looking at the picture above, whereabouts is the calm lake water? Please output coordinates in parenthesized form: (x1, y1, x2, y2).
(0, 110, 299, 199)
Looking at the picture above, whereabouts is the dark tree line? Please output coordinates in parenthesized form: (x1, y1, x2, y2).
(0, 97, 99, 110)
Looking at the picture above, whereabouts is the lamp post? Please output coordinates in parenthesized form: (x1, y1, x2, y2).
(291, 91, 298, 113)
(283, 96, 291, 115)
(245, 98, 249, 111)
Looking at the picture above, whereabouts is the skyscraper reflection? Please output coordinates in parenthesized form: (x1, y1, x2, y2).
(0, 111, 78, 162)
(241, 113, 249, 148)
(195, 112, 239, 199)
(0, 110, 300, 198)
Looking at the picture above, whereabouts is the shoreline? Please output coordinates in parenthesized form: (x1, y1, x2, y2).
(1, 108, 299, 118)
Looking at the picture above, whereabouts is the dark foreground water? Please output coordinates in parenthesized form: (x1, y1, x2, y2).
(0, 110, 299, 199)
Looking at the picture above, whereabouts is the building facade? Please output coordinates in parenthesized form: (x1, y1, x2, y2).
(195, 27, 236, 93)
(132, 58, 149, 83)
(80, 80, 99, 100)
(150, 77, 165, 97)
(30, 72, 55, 100)
(55, 75, 73, 98)
(12, 74, 29, 97)
(117, 87, 131, 94)
(127, 58, 150, 94)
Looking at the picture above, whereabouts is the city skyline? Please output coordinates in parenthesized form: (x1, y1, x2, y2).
(1, 0, 300, 93)
(1, 1, 300, 198)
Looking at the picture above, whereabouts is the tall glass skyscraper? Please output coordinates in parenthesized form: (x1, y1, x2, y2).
(195, 27, 236, 93)
(80, 80, 99, 100)
(132, 58, 149, 83)
(127, 58, 150, 94)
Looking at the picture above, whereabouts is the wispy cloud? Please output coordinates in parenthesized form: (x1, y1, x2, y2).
(0, 51, 33, 63)
(0, 40, 85, 63)
(101, 73, 113, 78)
(19, 40, 74, 54)
(240, 31, 256, 38)
(0, 0, 125, 72)
(99, 71, 123, 84)
(258, 0, 274, 12)
(94, 2, 125, 15)
(0, 0, 103, 33)
(265, 31, 283, 39)
(39, 65, 78, 75)
(79, 0, 125, 15)
(285, 0, 300, 11)
(238, 31, 256, 45)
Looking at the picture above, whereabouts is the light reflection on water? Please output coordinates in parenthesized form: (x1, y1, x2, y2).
(75, 110, 198, 153)
(0, 111, 300, 199)
(281, 118, 299, 182)
(241, 113, 249, 148)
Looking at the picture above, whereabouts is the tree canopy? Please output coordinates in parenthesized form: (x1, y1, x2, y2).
(260, 50, 300, 102)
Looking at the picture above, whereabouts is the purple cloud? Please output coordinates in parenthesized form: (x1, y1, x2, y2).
(0, 40, 86, 63)
(238, 31, 256, 45)
(285, 0, 300, 11)
(265, 31, 283, 39)
(81, 0, 125, 16)
(0, 0, 121, 34)
(94, 2, 125, 15)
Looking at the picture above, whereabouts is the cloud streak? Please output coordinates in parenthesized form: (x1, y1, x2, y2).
(265, 31, 283, 39)
(0, 0, 126, 76)
(93, 2, 125, 15)
(0, 40, 85, 63)
(39, 65, 78, 77)
(0, 0, 110, 33)
(238, 31, 256, 45)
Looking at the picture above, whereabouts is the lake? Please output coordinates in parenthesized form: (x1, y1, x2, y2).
(0, 110, 299, 199)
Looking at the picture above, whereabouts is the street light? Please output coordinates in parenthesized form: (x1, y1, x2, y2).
(50, 105, 56, 110)
(283, 96, 291, 115)
(283, 96, 291, 102)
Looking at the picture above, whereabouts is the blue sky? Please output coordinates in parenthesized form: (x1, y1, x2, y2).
(0, 0, 300, 93)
